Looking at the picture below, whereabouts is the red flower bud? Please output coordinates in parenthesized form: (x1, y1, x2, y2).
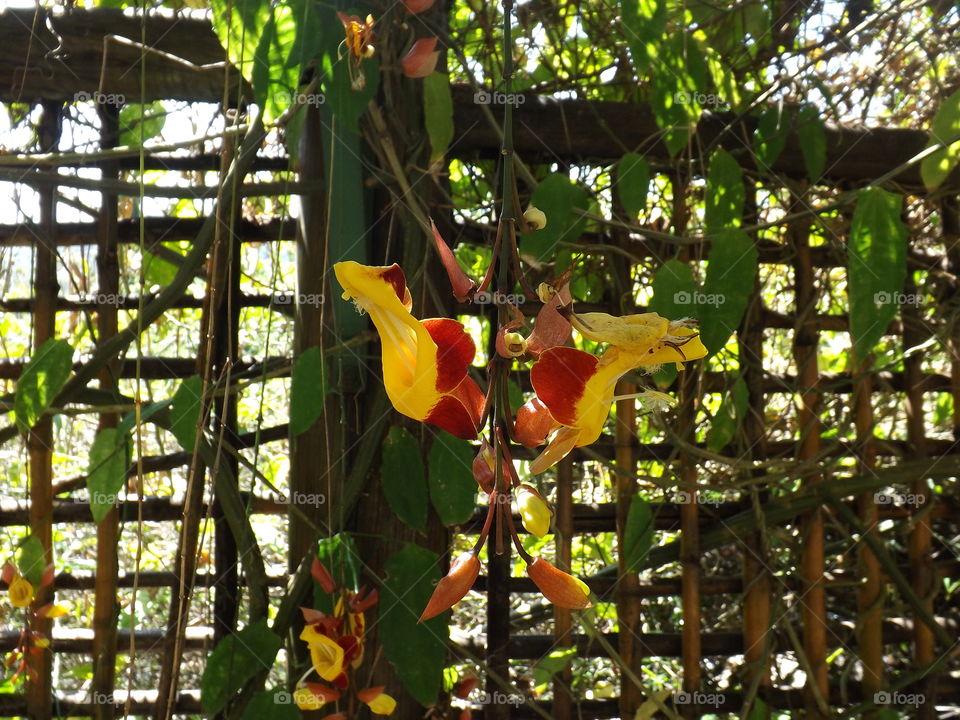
(432, 220, 476, 302)
(311, 557, 337, 594)
(514, 397, 557, 448)
(419, 553, 480, 622)
(526, 558, 591, 609)
(455, 673, 479, 699)
(40, 564, 55, 588)
(403, 0, 435, 12)
(401, 37, 440, 78)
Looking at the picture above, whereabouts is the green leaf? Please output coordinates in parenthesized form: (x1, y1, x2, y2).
(704, 149, 744, 232)
(796, 105, 826, 182)
(754, 104, 788, 170)
(747, 697, 769, 720)
(118, 102, 166, 146)
(647, 259, 697, 320)
(427, 432, 477, 526)
(200, 619, 281, 716)
(17, 535, 45, 587)
(649, 33, 708, 156)
(240, 690, 300, 720)
(209, 0, 272, 84)
(621, 494, 654, 573)
(921, 88, 960, 192)
(170, 375, 203, 451)
(423, 72, 454, 164)
(381, 426, 428, 531)
(142, 250, 179, 287)
(698, 229, 758, 356)
(706, 375, 749, 452)
(523, 174, 589, 261)
(847, 187, 907, 359)
(87, 428, 131, 523)
(380, 544, 447, 706)
(532, 647, 577, 691)
(615, 152, 650, 218)
(314, 533, 361, 613)
(289, 346, 327, 436)
(14, 338, 73, 432)
(620, 0, 666, 74)
(251, 2, 301, 123)
(117, 399, 170, 437)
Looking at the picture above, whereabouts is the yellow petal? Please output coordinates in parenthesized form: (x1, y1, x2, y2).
(41, 604, 68, 619)
(8, 577, 34, 608)
(570, 312, 669, 352)
(305, 633, 344, 682)
(367, 692, 397, 715)
(294, 687, 326, 711)
(334, 261, 440, 422)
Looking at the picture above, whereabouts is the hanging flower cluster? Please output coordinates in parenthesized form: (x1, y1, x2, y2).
(335, 205, 707, 619)
(3, 561, 67, 682)
(292, 557, 395, 717)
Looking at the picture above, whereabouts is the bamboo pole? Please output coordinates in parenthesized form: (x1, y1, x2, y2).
(854, 361, 883, 717)
(91, 102, 121, 720)
(614, 383, 641, 717)
(25, 99, 62, 720)
(552, 458, 574, 720)
(211, 122, 242, 644)
(740, 181, 772, 710)
(673, 169, 701, 718)
(791, 186, 828, 716)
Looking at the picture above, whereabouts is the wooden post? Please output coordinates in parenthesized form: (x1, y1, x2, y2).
(740, 180, 771, 711)
(552, 458, 575, 720)
(25, 99, 62, 720)
(91, 101, 121, 720)
(791, 187, 828, 716)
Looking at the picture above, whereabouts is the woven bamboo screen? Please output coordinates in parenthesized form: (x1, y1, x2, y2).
(0, 6, 957, 720)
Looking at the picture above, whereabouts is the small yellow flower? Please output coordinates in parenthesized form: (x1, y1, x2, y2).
(8, 576, 34, 607)
(38, 603, 68, 619)
(294, 687, 325, 711)
(358, 686, 397, 716)
(299, 627, 344, 682)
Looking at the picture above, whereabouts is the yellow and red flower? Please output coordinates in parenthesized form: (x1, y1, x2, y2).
(522, 311, 706, 472)
(357, 686, 397, 715)
(334, 262, 485, 439)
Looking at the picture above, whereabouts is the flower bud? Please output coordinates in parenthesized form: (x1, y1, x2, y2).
(497, 330, 528, 358)
(472, 439, 496, 493)
(526, 557, 591, 609)
(515, 484, 553, 537)
(523, 206, 547, 232)
(514, 397, 556, 448)
(419, 553, 480, 622)
(311, 557, 337, 594)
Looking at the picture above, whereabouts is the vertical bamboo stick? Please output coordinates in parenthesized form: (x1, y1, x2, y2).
(854, 362, 882, 714)
(25, 99, 61, 720)
(485, 531, 511, 720)
(155, 114, 238, 720)
(791, 188, 827, 716)
(552, 457, 574, 720)
(615, 382, 640, 717)
(211, 124, 241, 643)
(739, 182, 771, 709)
(673, 170, 700, 718)
(288, 104, 331, 679)
(91, 102, 121, 720)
